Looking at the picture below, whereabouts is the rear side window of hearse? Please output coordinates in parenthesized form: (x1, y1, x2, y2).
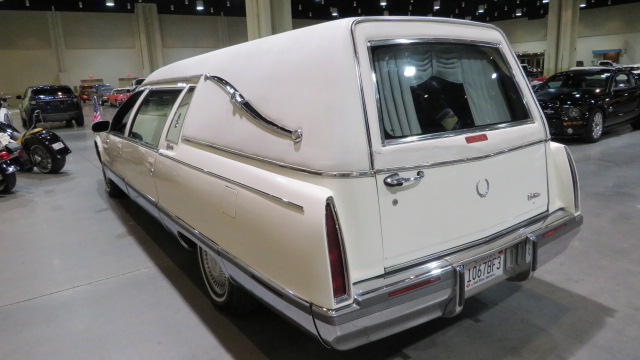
(369, 41, 531, 144)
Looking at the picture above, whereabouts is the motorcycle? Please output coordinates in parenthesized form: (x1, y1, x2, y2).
(0, 110, 71, 174)
(0, 93, 12, 125)
(0, 132, 30, 194)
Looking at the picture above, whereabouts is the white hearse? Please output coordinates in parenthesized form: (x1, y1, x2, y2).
(92, 17, 583, 350)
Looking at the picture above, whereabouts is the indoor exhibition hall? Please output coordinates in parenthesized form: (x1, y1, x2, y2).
(1, 0, 639, 359)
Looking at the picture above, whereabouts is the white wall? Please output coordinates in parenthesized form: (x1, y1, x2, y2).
(0, 8, 247, 104)
(493, 2, 640, 66)
(160, 15, 248, 66)
(0, 11, 59, 97)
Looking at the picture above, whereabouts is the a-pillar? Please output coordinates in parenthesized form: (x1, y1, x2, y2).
(544, 0, 580, 76)
(135, 3, 164, 76)
(245, 0, 292, 41)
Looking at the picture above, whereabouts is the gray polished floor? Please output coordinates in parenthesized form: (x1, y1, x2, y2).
(1, 104, 639, 360)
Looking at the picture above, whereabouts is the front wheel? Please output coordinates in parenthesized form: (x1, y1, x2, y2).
(198, 246, 257, 313)
(0, 172, 17, 194)
(30, 144, 66, 174)
(75, 113, 85, 126)
(584, 109, 604, 143)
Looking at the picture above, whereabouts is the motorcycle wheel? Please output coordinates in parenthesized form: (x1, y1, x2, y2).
(0, 172, 17, 194)
(30, 144, 66, 174)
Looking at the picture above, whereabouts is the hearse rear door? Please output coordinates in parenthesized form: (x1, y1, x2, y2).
(353, 20, 550, 270)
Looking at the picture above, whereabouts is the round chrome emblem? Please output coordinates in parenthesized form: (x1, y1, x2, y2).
(476, 179, 490, 198)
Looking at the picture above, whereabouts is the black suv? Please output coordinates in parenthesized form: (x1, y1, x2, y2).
(17, 85, 84, 127)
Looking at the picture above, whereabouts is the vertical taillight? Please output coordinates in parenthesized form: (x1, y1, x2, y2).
(325, 201, 348, 302)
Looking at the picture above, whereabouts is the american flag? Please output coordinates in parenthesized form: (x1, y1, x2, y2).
(92, 96, 102, 123)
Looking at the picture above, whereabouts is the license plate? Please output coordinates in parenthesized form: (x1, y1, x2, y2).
(464, 250, 504, 290)
(51, 142, 65, 150)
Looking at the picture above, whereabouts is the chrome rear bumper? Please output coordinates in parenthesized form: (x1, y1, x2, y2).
(312, 210, 582, 350)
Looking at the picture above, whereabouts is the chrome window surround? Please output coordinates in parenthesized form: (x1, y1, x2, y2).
(157, 150, 304, 212)
(366, 38, 535, 147)
(326, 197, 352, 305)
(564, 146, 581, 214)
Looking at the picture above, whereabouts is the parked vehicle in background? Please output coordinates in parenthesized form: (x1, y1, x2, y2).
(78, 84, 95, 103)
(107, 88, 132, 107)
(16, 85, 84, 127)
(91, 17, 583, 350)
(534, 67, 640, 142)
(130, 78, 146, 91)
(96, 86, 114, 105)
(521, 64, 541, 79)
(0, 110, 71, 174)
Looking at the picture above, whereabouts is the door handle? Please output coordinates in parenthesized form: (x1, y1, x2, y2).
(384, 171, 425, 187)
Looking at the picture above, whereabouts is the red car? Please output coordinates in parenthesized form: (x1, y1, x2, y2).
(78, 84, 96, 103)
(107, 88, 132, 107)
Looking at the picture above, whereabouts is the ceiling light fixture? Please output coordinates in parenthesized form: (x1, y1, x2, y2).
(542, 0, 549, 3)
(106, 0, 114, 6)
(331, 7, 338, 16)
(380, 0, 387, 6)
(515, 8, 522, 15)
(579, 0, 586, 7)
(478, 4, 485, 12)
(433, 0, 440, 11)
(196, 0, 203, 10)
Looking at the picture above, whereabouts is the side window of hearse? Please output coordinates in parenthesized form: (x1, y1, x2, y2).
(110, 91, 143, 135)
(371, 42, 529, 143)
(128, 89, 183, 147)
(165, 87, 195, 144)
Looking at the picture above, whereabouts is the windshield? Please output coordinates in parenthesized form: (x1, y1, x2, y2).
(32, 87, 74, 96)
(539, 72, 610, 90)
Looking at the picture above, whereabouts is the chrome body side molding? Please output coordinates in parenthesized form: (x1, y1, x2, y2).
(203, 74, 303, 143)
(157, 151, 304, 212)
(182, 136, 375, 178)
(181, 136, 549, 178)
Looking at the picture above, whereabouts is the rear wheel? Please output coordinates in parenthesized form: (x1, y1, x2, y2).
(584, 109, 604, 143)
(30, 144, 66, 174)
(631, 117, 640, 130)
(198, 246, 257, 313)
(0, 172, 17, 194)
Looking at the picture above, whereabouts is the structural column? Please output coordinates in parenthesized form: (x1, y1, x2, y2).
(245, 0, 292, 41)
(135, 3, 164, 76)
(545, 0, 580, 76)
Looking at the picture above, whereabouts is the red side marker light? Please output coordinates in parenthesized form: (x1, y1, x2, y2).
(543, 224, 566, 238)
(466, 134, 488, 144)
(388, 277, 441, 298)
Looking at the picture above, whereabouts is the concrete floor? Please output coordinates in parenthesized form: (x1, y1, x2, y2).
(1, 104, 639, 360)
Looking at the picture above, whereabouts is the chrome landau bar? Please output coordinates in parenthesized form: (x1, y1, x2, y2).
(203, 73, 303, 143)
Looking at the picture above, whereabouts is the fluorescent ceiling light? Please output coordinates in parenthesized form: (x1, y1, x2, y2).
(196, 0, 204, 10)
(106, 0, 114, 6)
(433, 0, 440, 10)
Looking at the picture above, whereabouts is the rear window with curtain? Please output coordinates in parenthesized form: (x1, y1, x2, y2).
(371, 42, 529, 144)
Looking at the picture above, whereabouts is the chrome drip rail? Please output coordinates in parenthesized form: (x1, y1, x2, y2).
(204, 73, 303, 143)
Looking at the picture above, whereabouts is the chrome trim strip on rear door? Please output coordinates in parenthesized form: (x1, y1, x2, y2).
(157, 150, 305, 212)
(375, 138, 550, 175)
